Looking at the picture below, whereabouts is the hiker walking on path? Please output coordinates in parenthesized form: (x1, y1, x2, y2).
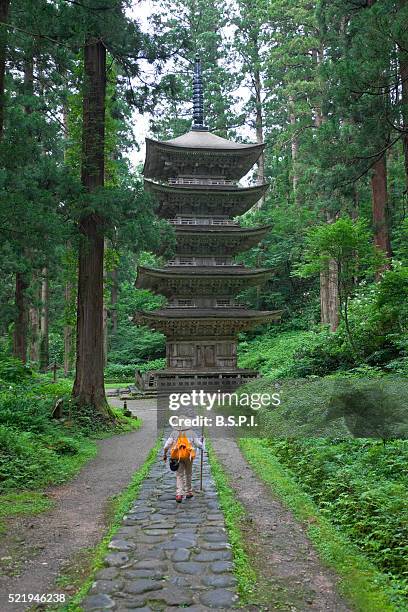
(163, 415, 204, 503)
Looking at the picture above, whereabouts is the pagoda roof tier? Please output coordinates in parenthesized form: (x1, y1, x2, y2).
(133, 308, 281, 337)
(168, 224, 272, 256)
(135, 266, 274, 297)
(144, 179, 268, 217)
(144, 130, 264, 181)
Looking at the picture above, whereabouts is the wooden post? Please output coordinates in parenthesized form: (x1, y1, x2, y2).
(200, 421, 204, 492)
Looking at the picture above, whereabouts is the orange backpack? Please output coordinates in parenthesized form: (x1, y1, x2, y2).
(170, 433, 196, 462)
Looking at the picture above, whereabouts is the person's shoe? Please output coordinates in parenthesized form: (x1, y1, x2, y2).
(176, 495, 183, 503)
(186, 492, 194, 499)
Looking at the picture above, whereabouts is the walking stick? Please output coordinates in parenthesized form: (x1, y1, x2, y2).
(200, 420, 204, 492)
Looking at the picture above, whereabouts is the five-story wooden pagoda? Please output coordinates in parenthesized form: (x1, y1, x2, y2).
(134, 56, 280, 389)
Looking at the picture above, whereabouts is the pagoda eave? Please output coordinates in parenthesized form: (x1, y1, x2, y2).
(144, 179, 269, 217)
(144, 136, 265, 181)
(133, 308, 281, 337)
(174, 224, 272, 255)
(153, 224, 272, 256)
(135, 266, 275, 297)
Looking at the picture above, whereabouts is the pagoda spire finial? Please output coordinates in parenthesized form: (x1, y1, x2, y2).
(192, 54, 208, 131)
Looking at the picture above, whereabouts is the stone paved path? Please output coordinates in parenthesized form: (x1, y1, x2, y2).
(81, 446, 238, 611)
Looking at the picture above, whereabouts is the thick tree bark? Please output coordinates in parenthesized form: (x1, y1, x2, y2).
(371, 154, 392, 260)
(72, 38, 108, 413)
(13, 52, 33, 363)
(328, 259, 340, 331)
(320, 270, 330, 325)
(29, 306, 40, 363)
(253, 66, 265, 210)
(13, 272, 28, 362)
(39, 267, 49, 370)
(0, 0, 10, 139)
(320, 212, 340, 331)
(312, 46, 339, 330)
(398, 1, 408, 193)
(110, 267, 118, 335)
(28, 280, 40, 364)
(62, 104, 75, 377)
(63, 278, 74, 376)
(320, 261, 340, 332)
(103, 238, 108, 367)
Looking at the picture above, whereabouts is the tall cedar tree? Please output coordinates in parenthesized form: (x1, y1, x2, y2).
(72, 38, 108, 413)
(13, 51, 33, 362)
(0, 0, 10, 138)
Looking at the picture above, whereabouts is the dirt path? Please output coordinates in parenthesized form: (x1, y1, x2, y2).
(0, 398, 157, 612)
(211, 437, 350, 612)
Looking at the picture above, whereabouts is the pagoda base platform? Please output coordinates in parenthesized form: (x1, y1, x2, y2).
(153, 368, 259, 391)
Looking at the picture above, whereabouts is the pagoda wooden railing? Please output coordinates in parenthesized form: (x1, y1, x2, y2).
(165, 261, 244, 267)
(166, 301, 246, 308)
(168, 218, 238, 226)
(168, 177, 236, 187)
(157, 372, 260, 388)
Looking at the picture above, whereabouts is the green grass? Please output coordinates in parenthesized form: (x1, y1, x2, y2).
(29, 377, 134, 390)
(0, 491, 54, 534)
(239, 438, 407, 612)
(50, 437, 98, 483)
(104, 381, 134, 389)
(95, 406, 142, 439)
(61, 438, 162, 612)
(207, 442, 257, 602)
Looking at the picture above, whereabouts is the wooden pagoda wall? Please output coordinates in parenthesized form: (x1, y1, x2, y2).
(166, 340, 237, 370)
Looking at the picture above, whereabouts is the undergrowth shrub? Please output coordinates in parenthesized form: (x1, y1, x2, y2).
(0, 354, 33, 383)
(0, 426, 59, 491)
(104, 358, 166, 382)
(266, 438, 408, 595)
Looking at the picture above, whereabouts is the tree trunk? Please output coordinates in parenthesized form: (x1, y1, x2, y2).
(398, 2, 408, 193)
(0, 0, 10, 139)
(320, 261, 339, 331)
(289, 95, 299, 201)
(28, 280, 40, 364)
(253, 66, 265, 210)
(401, 60, 408, 193)
(29, 307, 40, 363)
(13, 272, 28, 363)
(328, 259, 340, 331)
(13, 52, 33, 363)
(320, 269, 330, 325)
(72, 37, 108, 413)
(62, 104, 75, 377)
(320, 212, 340, 331)
(63, 275, 74, 377)
(371, 154, 392, 260)
(39, 267, 49, 371)
(103, 238, 108, 367)
(110, 267, 118, 335)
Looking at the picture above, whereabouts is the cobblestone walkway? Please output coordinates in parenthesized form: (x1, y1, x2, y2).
(81, 447, 238, 611)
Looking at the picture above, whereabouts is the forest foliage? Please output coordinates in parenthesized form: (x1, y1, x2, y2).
(0, 0, 407, 385)
(0, 1, 407, 603)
